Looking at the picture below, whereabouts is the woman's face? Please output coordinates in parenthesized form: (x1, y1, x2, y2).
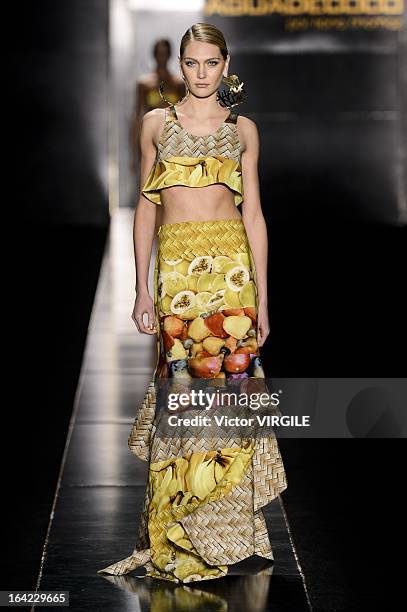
(179, 40, 229, 99)
(155, 44, 170, 66)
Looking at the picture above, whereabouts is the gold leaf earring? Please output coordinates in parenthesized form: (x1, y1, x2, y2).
(216, 73, 247, 108)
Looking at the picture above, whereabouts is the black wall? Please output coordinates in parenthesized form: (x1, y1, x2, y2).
(12, 0, 110, 226)
(207, 14, 406, 226)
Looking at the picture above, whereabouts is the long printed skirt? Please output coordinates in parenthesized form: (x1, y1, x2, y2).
(98, 218, 288, 583)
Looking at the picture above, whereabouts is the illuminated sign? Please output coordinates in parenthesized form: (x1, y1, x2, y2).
(204, 0, 404, 15)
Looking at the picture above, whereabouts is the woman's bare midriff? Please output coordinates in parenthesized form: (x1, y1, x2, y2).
(159, 184, 242, 225)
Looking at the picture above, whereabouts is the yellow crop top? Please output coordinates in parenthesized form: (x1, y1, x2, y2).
(141, 104, 243, 207)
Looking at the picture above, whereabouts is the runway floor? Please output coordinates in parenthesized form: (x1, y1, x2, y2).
(32, 208, 312, 611)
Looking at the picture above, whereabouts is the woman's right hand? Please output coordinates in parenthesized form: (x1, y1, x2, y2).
(131, 292, 157, 334)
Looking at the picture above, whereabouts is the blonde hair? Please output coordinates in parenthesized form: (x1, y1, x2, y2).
(180, 23, 228, 61)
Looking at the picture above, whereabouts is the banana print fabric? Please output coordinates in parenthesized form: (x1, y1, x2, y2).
(141, 155, 244, 207)
(146, 442, 255, 582)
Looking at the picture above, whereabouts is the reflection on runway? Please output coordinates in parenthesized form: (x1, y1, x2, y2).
(98, 555, 312, 611)
(100, 567, 276, 612)
(33, 209, 312, 611)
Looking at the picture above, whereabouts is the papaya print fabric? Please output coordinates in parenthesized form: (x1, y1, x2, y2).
(154, 218, 265, 381)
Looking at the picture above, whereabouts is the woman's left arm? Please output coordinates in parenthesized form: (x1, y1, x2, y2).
(239, 117, 270, 347)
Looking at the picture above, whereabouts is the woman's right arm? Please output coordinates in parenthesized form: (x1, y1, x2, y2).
(131, 110, 162, 335)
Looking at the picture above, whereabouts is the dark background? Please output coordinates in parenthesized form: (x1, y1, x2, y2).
(4, 1, 406, 610)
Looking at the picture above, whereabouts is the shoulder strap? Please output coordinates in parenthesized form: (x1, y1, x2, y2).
(166, 104, 178, 121)
(225, 109, 238, 124)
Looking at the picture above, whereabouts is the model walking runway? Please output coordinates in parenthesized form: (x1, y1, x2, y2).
(98, 22, 288, 584)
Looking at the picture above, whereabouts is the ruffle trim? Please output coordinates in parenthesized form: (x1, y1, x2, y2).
(141, 155, 243, 206)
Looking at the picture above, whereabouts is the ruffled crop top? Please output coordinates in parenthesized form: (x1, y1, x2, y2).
(141, 104, 243, 206)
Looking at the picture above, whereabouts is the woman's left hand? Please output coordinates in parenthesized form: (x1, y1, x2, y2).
(257, 301, 270, 347)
